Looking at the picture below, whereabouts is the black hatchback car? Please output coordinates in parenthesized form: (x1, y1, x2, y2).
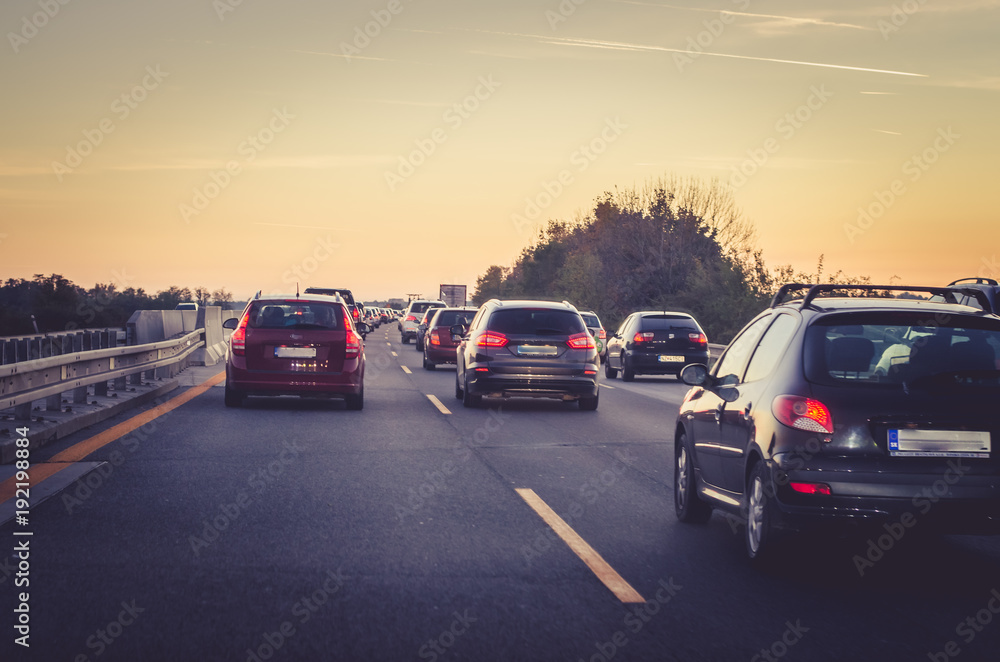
(453, 299, 600, 410)
(674, 284, 1000, 561)
(605, 311, 709, 381)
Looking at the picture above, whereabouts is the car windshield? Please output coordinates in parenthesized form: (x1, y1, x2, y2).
(247, 302, 341, 330)
(804, 312, 1000, 387)
(489, 309, 586, 335)
(433, 310, 472, 326)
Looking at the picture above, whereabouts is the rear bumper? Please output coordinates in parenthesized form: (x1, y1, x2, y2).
(227, 362, 363, 397)
(467, 372, 599, 400)
(768, 455, 1000, 534)
(628, 350, 709, 375)
(425, 345, 458, 364)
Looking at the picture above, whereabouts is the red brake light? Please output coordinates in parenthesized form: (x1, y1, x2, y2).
(567, 332, 595, 350)
(772, 395, 833, 434)
(429, 331, 440, 346)
(689, 332, 707, 344)
(790, 482, 832, 495)
(476, 331, 508, 348)
(406, 315, 417, 322)
(633, 331, 654, 343)
(352, 308, 360, 320)
(598, 329, 606, 340)
(230, 315, 249, 356)
(344, 309, 361, 359)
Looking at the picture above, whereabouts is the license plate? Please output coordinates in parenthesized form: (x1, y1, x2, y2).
(517, 345, 558, 356)
(658, 355, 684, 363)
(275, 346, 316, 358)
(888, 429, 991, 458)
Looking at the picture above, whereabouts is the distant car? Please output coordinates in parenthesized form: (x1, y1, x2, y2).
(605, 311, 709, 381)
(674, 283, 1000, 562)
(578, 311, 607, 363)
(400, 299, 446, 343)
(304, 287, 361, 325)
(222, 292, 371, 410)
(942, 277, 999, 314)
(175, 302, 199, 311)
(453, 299, 599, 410)
(414, 308, 437, 351)
(422, 306, 477, 369)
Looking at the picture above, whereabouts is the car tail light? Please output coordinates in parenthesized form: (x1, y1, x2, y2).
(429, 331, 440, 346)
(352, 308, 360, 321)
(790, 482, 832, 495)
(567, 332, 595, 350)
(476, 331, 508, 348)
(344, 310, 361, 359)
(633, 331, 654, 343)
(689, 332, 707, 344)
(405, 315, 417, 322)
(598, 329, 606, 340)
(230, 315, 249, 356)
(772, 395, 833, 434)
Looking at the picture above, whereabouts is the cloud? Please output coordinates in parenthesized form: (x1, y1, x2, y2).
(613, 1, 874, 32)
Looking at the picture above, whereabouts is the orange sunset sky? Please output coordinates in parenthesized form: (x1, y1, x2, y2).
(2, 0, 998, 302)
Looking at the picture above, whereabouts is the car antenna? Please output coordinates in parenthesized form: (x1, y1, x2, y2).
(296, 282, 300, 298)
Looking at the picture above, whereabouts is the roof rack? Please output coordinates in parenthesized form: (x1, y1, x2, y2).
(770, 283, 993, 311)
(947, 277, 998, 286)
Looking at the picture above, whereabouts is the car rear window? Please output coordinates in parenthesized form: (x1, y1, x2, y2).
(410, 302, 443, 315)
(639, 315, 698, 331)
(580, 314, 601, 327)
(247, 302, 342, 330)
(488, 309, 586, 335)
(804, 312, 1000, 387)
(433, 310, 473, 327)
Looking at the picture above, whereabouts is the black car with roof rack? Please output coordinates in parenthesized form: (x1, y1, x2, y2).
(674, 283, 1000, 563)
(941, 277, 999, 314)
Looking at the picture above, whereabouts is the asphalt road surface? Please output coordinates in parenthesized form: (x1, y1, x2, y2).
(3, 325, 1000, 661)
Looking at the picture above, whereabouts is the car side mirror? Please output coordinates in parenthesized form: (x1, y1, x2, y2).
(449, 323, 467, 338)
(680, 364, 741, 402)
(357, 322, 372, 335)
(223, 318, 239, 329)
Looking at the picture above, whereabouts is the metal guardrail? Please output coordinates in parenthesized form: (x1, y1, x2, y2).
(1, 328, 126, 365)
(0, 330, 204, 421)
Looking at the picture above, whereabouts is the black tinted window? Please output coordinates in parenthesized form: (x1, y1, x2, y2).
(410, 302, 443, 315)
(743, 314, 797, 383)
(488, 309, 586, 335)
(248, 302, 341, 330)
(580, 314, 601, 327)
(433, 310, 473, 326)
(639, 315, 698, 331)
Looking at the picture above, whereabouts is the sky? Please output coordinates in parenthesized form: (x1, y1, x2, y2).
(1, 0, 998, 303)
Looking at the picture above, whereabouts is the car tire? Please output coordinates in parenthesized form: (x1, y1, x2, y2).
(401, 335, 409, 344)
(578, 392, 599, 411)
(745, 460, 783, 562)
(345, 387, 364, 411)
(415, 338, 423, 351)
(455, 371, 464, 400)
(622, 355, 635, 382)
(674, 432, 712, 523)
(604, 359, 618, 379)
(224, 381, 243, 408)
(423, 354, 435, 370)
(462, 374, 482, 408)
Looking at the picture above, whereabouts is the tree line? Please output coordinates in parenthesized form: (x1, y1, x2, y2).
(0, 275, 235, 336)
(472, 176, 874, 344)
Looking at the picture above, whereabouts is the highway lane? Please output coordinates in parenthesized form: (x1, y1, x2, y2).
(2, 324, 999, 661)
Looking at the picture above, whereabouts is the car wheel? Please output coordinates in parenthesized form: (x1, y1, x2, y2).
(401, 335, 409, 344)
(604, 358, 618, 379)
(462, 374, 482, 408)
(621, 355, 635, 382)
(455, 371, 464, 400)
(578, 392, 599, 411)
(415, 338, 423, 351)
(745, 461, 782, 562)
(423, 354, 435, 370)
(345, 387, 364, 411)
(224, 381, 243, 408)
(674, 432, 712, 523)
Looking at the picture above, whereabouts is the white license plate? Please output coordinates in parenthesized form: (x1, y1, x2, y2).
(517, 345, 558, 356)
(658, 355, 684, 363)
(888, 429, 991, 458)
(275, 346, 316, 358)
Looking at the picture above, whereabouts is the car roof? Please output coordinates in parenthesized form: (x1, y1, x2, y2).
(778, 297, 993, 317)
(254, 293, 346, 304)
(484, 299, 578, 310)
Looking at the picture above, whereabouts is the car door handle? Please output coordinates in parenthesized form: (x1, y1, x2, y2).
(713, 404, 723, 422)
